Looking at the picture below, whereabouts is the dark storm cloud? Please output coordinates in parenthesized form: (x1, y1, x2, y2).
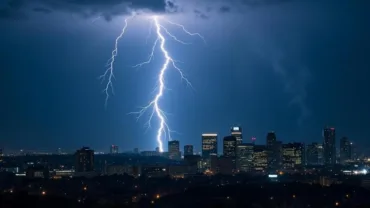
(0, 0, 301, 20)
(194, 9, 208, 19)
(32, 7, 52, 14)
(240, 0, 292, 6)
(219, 6, 231, 13)
(0, 0, 173, 19)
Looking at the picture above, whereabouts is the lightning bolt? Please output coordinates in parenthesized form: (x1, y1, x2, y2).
(99, 14, 135, 107)
(101, 14, 204, 152)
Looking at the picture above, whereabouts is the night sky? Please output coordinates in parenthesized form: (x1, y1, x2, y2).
(1, 0, 369, 153)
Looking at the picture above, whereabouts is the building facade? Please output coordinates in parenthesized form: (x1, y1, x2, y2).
(75, 147, 94, 172)
(168, 140, 181, 160)
(223, 136, 237, 157)
(110, 145, 119, 154)
(323, 127, 336, 166)
(202, 133, 218, 158)
(266, 132, 281, 171)
(231, 126, 243, 145)
(306, 142, 324, 165)
(253, 145, 268, 172)
(340, 137, 352, 164)
(236, 143, 254, 172)
(282, 143, 305, 169)
(184, 145, 194, 156)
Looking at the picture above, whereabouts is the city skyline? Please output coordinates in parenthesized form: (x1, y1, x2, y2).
(0, 125, 357, 156)
(1, 1, 370, 152)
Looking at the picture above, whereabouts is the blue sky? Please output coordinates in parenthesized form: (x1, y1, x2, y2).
(0, 0, 369, 153)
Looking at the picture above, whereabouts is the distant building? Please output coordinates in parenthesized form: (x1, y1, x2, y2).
(340, 137, 352, 164)
(53, 169, 75, 178)
(217, 156, 235, 175)
(223, 136, 237, 157)
(168, 140, 181, 160)
(253, 145, 268, 172)
(26, 165, 49, 178)
(141, 151, 160, 157)
(306, 142, 324, 165)
(0, 148, 3, 162)
(133, 148, 139, 154)
(231, 126, 243, 145)
(323, 127, 336, 166)
(110, 145, 119, 154)
(106, 164, 139, 176)
(236, 143, 254, 172)
(266, 132, 277, 147)
(266, 132, 281, 171)
(282, 143, 305, 169)
(75, 147, 94, 172)
(202, 133, 218, 158)
(184, 155, 201, 174)
(141, 165, 168, 178)
(184, 145, 194, 156)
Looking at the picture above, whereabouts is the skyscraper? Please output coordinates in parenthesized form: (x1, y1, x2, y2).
(168, 140, 180, 160)
(282, 143, 305, 169)
(266, 132, 277, 147)
(253, 145, 268, 172)
(306, 142, 324, 165)
(184, 145, 194, 156)
(236, 143, 254, 172)
(340, 137, 351, 164)
(110, 145, 119, 154)
(323, 127, 336, 166)
(75, 147, 94, 173)
(231, 126, 243, 144)
(266, 132, 280, 171)
(223, 136, 237, 157)
(202, 133, 218, 158)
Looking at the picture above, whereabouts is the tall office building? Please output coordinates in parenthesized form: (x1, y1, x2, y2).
(306, 142, 324, 165)
(231, 126, 243, 144)
(323, 127, 336, 166)
(282, 143, 305, 169)
(266, 132, 277, 147)
(253, 145, 268, 172)
(340, 137, 352, 164)
(110, 145, 119, 154)
(271, 141, 283, 170)
(75, 147, 94, 172)
(266, 132, 280, 171)
(184, 145, 194, 156)
(202, 133, 218, 157)
(223, 136, 237, 157)
(236, 143, 254, 172)
(168, 140, 180, 160)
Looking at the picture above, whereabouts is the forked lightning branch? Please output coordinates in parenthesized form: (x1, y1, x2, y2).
(100, 14, 205, 152)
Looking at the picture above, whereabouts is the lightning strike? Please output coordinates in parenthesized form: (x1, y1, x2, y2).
(101, 14, 204, 152)
(99, 14, 135, 107)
